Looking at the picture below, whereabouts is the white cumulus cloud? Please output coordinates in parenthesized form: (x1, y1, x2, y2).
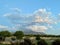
(26, 25, 48, 32)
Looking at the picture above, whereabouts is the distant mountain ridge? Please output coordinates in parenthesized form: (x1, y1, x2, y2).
(23, 30, 45, 35)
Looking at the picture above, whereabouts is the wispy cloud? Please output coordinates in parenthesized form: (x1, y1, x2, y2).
(0, 25, 9, 30)
(10, 8, 21, 13)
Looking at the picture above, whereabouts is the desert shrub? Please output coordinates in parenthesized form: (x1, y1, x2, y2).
(52, 39, 60, 45)
(20, 42, 28, 45)
(37, 39, 48, 45)
(35, 35, 48, 45)
(35, 35, 41, 41)
(24, 38, 32, 45)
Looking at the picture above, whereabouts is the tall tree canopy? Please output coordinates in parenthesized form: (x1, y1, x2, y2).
(0, 31, 12, 37)
(14, 31, 24, 39)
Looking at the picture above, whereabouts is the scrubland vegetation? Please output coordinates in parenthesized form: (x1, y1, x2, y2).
(0, 31, 60, 45)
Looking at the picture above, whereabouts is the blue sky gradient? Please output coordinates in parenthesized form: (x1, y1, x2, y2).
(0, 0, 60, 35)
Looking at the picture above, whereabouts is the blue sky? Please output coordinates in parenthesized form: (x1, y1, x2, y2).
(0, 0, 60, 35)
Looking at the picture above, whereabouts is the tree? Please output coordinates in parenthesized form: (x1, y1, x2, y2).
(0, 31, 12, 37)
(0, 31, 12, 41)
(14, 31, 24, 39)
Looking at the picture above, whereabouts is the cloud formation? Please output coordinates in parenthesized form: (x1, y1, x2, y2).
(0, 25, 9, 30)
(26, 25, 48, 32)
(4, 8, 59, 32)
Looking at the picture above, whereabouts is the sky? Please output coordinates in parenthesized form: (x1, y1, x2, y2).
(0, 0, 60, 35)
